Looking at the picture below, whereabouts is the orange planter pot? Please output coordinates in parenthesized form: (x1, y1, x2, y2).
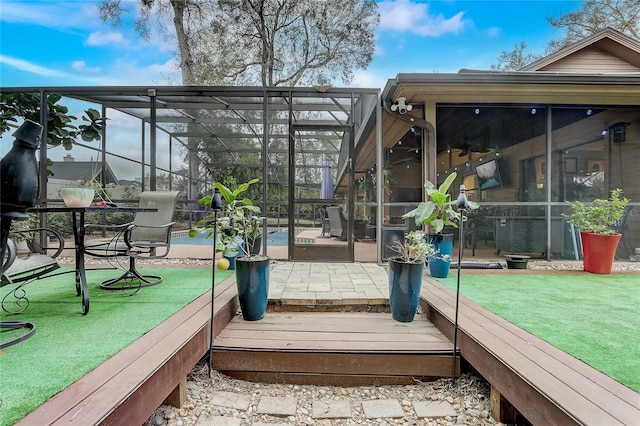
(580, 231, 621, 274)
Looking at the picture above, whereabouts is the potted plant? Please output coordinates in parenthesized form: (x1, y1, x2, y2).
(387, 231, 435, 322)
(564, 188, 629, 274)
(403, 172, 477, 278)
(191, 178, 270, 320)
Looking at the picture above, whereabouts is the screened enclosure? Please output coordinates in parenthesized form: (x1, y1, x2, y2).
(0, 86, 382, 262)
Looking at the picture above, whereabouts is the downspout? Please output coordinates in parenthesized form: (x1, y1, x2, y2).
(381, 100, 437, 189)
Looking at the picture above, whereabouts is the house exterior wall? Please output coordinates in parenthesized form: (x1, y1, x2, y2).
(538, 49, 640, 73)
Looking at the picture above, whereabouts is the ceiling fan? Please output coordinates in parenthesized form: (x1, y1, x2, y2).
(458, 137, 491, 157)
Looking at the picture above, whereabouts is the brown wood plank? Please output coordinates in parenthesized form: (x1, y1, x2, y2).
(224, 320, 439, 334)
(16, 274, 239, 426)
(214, 336, 451, 352)
(214, 350, 455, 377)
(222, 311, 444, 332)
(423, 278, 640, 426)
(214, 312, 452, 352)
(215, 329, 448, 343)
(223, 371, 448, 386)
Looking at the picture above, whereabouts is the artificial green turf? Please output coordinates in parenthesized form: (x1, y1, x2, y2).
(0, 267, 231, 426)
(436, 273, 640, 392)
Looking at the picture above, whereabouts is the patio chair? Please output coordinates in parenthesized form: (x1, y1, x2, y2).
(83, 191, 180, 291)
(1, 227, 66, 348)
(469, 216, 495, 256)
(613, 205, 634, 259)
(326, 206, 347, 240)
(2, 227, 66, 287)
(319, 206, 331, 237)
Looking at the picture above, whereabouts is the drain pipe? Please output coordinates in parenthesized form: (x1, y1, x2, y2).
(381, 100, 437, 184)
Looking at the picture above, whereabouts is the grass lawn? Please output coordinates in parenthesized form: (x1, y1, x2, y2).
(0, 267, 232, 426)
(436, 272, 640, 392)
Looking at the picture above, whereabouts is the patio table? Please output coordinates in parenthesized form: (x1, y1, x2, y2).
(29, 206, 157, 315)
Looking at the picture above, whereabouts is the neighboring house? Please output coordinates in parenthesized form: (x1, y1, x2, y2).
(49, 154, 119, 186)
(354, 27, 640, 260)
(47, 154, 137, 201)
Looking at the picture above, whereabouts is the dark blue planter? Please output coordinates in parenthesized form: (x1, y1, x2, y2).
(235, 256, 270, 321)
(225, 254, 238, 270)
(428, 233, 454, 278)
(388, 258, 424, 322)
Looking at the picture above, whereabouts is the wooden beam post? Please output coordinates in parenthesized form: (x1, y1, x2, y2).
(164, 376, 187, 408)
(490, 384, 516, 423)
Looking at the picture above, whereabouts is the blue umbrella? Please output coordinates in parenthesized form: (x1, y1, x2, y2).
(320, 159, 334, 200)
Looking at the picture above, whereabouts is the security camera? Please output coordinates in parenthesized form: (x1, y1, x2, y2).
(390, 97, 413, 115)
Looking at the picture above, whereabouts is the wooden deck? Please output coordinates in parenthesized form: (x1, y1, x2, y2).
(422, 277, 640, 426)
(213, 311, 458, 386)
(15, 275, 240, 426)
(14, 266, 640, 425)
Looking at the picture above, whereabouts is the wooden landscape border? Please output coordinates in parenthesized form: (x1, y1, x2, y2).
(15, 275, 239, 426)
(422, 277, 639, 426)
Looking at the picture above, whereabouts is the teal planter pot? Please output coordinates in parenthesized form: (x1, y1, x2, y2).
(235, 256, 270, 321)
(428, 233, 454, 278)
(224, 254, 238, 270)
(388, 258, 424, 322)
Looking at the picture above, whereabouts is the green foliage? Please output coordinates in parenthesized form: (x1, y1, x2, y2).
(190, 178, 264, 258)
(402, 172, 478, 234)
(388, 231, 434, 264)
(0, 93, 107, 150)
(564, 188, 629, 234)
(490, 41, 542, 72)
(491, 0, 640, 70)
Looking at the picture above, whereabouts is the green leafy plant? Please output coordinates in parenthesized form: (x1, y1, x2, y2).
(402, 172, 478, 234)
(1, 93, 107, 150)
(388, 231, 435, 264)
(190, 178, 265, 258)
(564, 188, 629, 234)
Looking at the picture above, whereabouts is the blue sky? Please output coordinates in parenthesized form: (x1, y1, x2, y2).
(1, 0, 581, 90)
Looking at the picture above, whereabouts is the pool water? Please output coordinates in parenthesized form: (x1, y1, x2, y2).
(173, 229, 296, 246)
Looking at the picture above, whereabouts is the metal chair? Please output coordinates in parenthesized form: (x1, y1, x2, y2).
(83, 191, 180, 291)
(318, 206, 331, 237)
(326, 206, 347, 240)
(1, 227, 66, 348)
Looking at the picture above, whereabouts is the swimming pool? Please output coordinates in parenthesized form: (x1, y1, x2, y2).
(173, 229, 296, 246)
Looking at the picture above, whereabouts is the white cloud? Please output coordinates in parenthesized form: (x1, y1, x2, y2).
(1, 1, 103, 30)
(351, 70, 388, 91)
(72, 60, 101, 74)
(0, 54, 67, 77)
(378, 0, 469, 36)
(486, 27, 501, 38)
(86, 31, 127, 47)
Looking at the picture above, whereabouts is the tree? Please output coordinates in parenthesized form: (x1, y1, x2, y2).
(99, 0, 379, 86)
(100, 0, 214, 85)
(490, 0, 640, 71)
(200, 0, 379, 86)
(547, 0, 639, 51)
(490, 41, 541, 72)
(0, 93, 106, 150)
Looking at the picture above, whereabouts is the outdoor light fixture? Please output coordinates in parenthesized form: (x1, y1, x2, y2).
(610, 122, 630, 143)
(452, 184, 469, 383)
(208, 188, 223, 377)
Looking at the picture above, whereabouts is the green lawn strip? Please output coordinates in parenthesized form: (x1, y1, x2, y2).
(0, 267, 231, 426)
(436, 273, 640, 392)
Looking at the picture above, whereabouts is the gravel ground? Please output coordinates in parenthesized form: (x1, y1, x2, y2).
(146, 365, 500, 426)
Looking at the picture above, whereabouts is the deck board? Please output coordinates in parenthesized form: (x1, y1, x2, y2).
(213, 311, 457, 384)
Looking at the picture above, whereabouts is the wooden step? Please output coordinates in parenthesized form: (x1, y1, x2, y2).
(212, 311, 458, 386)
